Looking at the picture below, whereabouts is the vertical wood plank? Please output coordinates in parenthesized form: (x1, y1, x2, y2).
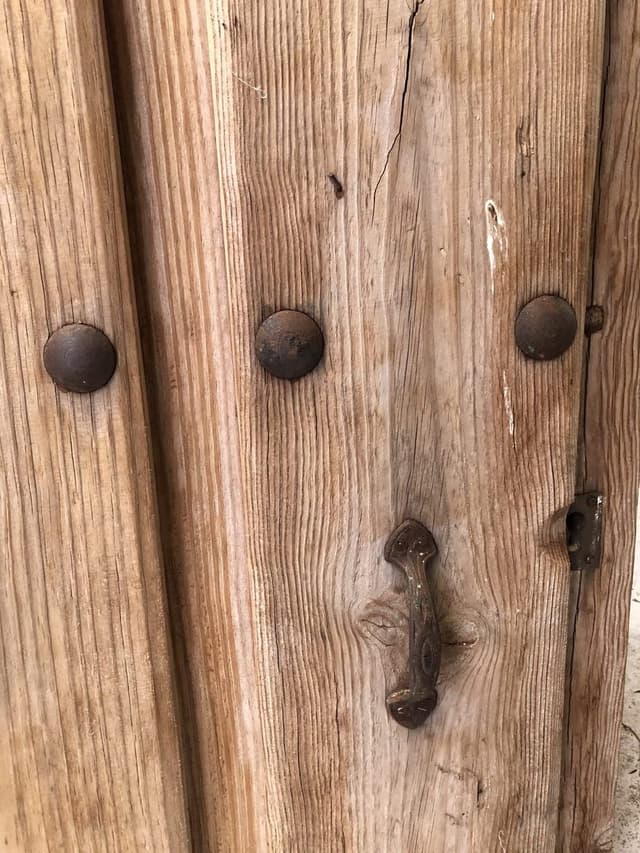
(559, 1, 640, 849)
(105, 0, 605, 849)
(0, 2, 190, 849)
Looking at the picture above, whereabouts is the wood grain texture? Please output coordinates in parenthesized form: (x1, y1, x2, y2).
(105, 1, 605, 849)
(559, 2, 640, 849)
(0, 2, 189, 849)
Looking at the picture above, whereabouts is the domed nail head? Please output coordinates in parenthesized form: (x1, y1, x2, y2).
(515, 295, 577, 361)
(255, 310, 324, 380)
(44, 323, 117, 393)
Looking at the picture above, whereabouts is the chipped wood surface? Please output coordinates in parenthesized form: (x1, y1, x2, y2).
(0, 2, 190, 850)
(105, 1, 606, 850)
(559, 1, 640, 849)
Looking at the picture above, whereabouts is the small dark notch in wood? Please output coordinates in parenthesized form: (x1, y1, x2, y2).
(327, 174, 344, 199)
(221, 15, 239, 30)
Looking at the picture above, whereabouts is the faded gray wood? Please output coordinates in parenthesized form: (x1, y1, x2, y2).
(106, 0, 605, 850)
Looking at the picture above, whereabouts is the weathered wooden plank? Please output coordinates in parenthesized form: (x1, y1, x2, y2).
(559, 2, 640, 849)
(105, 1, 605, 849)
(0, 2, 189, 849)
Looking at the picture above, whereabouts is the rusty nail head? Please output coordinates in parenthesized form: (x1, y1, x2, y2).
(585, 305, 605, 336)
(515, 295, 577, 361)
(255, 310, 324, 380)
(44, 323, 117, 393)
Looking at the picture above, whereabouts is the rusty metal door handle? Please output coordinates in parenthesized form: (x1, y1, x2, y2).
(384, 519, 440, 729)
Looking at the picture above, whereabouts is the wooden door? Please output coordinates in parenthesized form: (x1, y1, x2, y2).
(0, 1, 190, 849)
(3, 1, 640, 851)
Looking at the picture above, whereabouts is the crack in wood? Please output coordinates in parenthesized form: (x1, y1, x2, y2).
(372, 0, 425, 212)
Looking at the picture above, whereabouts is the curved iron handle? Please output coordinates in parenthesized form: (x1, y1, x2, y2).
(384, 519, 440, 729)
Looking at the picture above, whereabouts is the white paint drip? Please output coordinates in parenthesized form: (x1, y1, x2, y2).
(485, 199, 508, 295)
(502, 370, 515, 438)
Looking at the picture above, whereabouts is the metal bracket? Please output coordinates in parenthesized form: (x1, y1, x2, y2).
(384, 520, 440, 729)
(566, 492, 604, 571)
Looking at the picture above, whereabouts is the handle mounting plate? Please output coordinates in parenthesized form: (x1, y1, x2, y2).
(384, 519, 440, 729)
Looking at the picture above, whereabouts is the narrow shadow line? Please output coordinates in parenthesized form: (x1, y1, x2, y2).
(101, 3, 208, 848)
